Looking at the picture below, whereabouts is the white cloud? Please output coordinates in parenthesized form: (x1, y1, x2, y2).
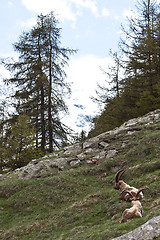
(101, 8, 110, 17)
(20, 17, 37, 29)
(8, 1, 13, 7)
(69, 0, 99, 17)
(0, 65, 14, 103)
(0, 65, 11, 79)
(22, 0, 76, 21)
(123, 8, 136, 19)
(66, 55, 110, 104)
(64, 54, 112, 132)
(21, 0, 109, 22)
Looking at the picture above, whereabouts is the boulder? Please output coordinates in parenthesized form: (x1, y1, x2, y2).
(112, 216, 160, 240)
(63, 143, 82, 155)
(70, 160, 81, 168)
(106, 149, 117, 158)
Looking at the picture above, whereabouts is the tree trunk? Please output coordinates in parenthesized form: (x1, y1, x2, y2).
(38, 33, 46, 152)
(40, 84, 45, 151)
(48, 29, 53, 152)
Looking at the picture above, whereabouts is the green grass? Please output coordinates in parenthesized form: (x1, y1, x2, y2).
(0, 123, 160, 239)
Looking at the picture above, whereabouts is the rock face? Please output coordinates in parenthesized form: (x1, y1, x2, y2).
(8, 109, 160, 180)
(112, 216, 160, 240)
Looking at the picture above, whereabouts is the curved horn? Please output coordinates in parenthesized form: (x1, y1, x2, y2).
(115, 169, 126, 183)
(121, 190, 133, 197)
(136, 187, 148, 198)
(120, 190, 133, 201)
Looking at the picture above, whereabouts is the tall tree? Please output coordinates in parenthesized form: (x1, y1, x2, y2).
(120, 0, 160, 113)
(92, 52, 122, 108)
(0, 101, 9, 170)
(40, 13, 76, 152)
(90, 0, 160, 137)
(4, 12, 76, 152)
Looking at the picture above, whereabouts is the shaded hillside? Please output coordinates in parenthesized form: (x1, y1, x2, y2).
(0, 110, 160, 239)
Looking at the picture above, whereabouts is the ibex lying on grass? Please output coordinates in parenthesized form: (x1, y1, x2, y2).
(115, 169, 143, 201)
(120, 188, 147, 223)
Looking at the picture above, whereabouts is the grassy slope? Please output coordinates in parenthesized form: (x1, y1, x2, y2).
(0, 122, 160, 240)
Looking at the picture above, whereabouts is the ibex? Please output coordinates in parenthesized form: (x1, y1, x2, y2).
(115, 169, 143, 201)
(120, 188, 147, 223)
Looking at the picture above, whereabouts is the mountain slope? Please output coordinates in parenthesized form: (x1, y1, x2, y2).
(0, 110, 160, 239)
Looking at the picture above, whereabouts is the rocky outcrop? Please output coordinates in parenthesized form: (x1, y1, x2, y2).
(112, 216, 160, 240)
(8, 109, 160, 180)
(1, 109, 160, 240)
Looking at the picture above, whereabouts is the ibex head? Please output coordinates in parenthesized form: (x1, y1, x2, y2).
(114, 169, 126, 190)
(126, 187, 148, 202)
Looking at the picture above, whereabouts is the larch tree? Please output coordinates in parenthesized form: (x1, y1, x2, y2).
(92, 52, 122, 108)
(4, 12, 77, 153)
(89, 0, 160, 137)
(120, 0, 160, 114)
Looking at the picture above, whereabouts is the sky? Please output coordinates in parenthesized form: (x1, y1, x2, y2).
(0, 0, 139, 133)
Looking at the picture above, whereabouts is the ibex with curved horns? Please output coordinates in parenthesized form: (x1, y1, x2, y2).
(120, 187, 147, 223)
(115, 169, 143, 201)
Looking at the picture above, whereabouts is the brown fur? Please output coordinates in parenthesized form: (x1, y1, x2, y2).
(120, 188, 147, 223)
(115, 170, 143, 201)
(120, 200, 143, 222)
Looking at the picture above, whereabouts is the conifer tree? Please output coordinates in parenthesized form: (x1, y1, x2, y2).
(4, 12, 76, 152)
(0, 101, 9, 170)
(120, 0, 160, 114)
(92, 52, 122, 108)
(90, 0, 160, 137)
(4, 114, 37, 169)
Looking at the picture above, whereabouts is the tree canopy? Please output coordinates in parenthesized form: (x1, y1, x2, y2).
(4, 12, 76, 153)
(1, 12, 76, 170)
(89, 0, 160, 137)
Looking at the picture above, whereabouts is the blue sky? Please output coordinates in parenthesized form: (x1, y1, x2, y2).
(0, 0, 139, 132)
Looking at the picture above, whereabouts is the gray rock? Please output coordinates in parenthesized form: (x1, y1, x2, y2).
(98, 141, 109, 148)
(107, 109, 160, 136)
(85, 148, 99, 153)
(70, 160, 81, 168)
(17, 162, 45, 179)
(86, 159, 98, 164)
(93, 151, 106, 160)
(121, 142, 127, 148)
(46, 157, 68, 170)
(63, 143, 82, 155)
(17, 157, 69, 179)
(106, 149, 117, 158)
(83, 136, 100, 149)
(112, 216, 160, 240)
(77, 153, 87, 160)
